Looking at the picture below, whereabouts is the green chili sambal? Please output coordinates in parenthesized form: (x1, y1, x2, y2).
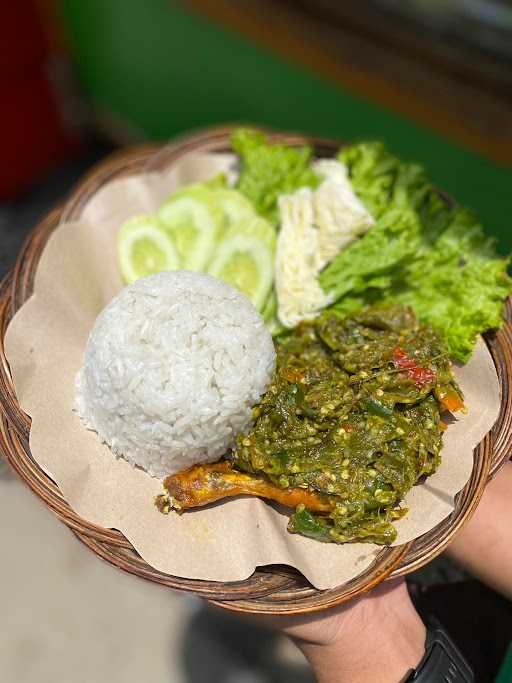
(158, 305, 463, 545)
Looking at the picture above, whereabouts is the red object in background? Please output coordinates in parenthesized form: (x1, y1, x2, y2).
(0, 2, 79, 200)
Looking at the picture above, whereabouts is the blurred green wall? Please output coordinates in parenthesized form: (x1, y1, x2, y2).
(61, 0, 511, 250)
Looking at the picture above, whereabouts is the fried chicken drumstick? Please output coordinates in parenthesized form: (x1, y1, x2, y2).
(156, 461, 334, 514)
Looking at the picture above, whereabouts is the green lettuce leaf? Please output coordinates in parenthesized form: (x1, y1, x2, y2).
(339, 142, 451, 239)
(338, 142, 400, 218)
(392, 209, 511, 361)
(203, 173, 228, 190)
(323, 142, 511, 362)
(232, 128, 319, 225)
(319, 205, 421, 301)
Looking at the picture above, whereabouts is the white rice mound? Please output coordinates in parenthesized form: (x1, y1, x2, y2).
(74, 271, 276, 479)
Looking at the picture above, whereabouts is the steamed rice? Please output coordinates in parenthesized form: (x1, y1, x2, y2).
(74, 271, 276, 479)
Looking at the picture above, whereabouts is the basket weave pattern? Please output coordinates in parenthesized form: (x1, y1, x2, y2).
(0, 128, 510, 614)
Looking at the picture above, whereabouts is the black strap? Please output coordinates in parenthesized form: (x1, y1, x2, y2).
(406, 617, 473, 682)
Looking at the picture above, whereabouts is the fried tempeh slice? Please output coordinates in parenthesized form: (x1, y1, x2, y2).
(156, 461, 334, 513)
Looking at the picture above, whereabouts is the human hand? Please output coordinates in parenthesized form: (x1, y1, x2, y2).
(447, 461, 512, 601)
(260, 578, 426, 683)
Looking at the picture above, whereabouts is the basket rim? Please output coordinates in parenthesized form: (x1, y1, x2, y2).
(0, 125, 510, 614)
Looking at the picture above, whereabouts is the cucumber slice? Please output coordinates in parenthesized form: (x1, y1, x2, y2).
(208, 235, 273, 310)
(157, 185, 223, 271)
(118, 215, 179, 284)
(207, 216, 276, 311)
(215, 189, 256, 227)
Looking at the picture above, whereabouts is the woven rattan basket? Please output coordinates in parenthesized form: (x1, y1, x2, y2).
(0, 126, 511, 615)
